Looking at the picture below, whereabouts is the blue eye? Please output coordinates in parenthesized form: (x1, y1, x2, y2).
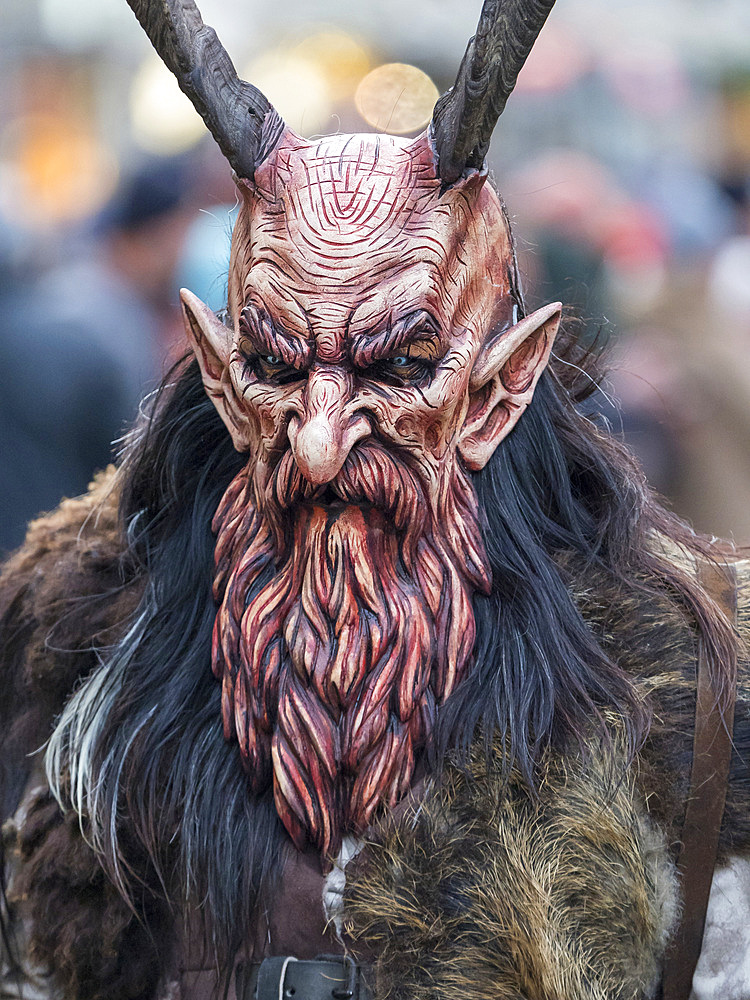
(265, 354, 283, 366)
(360, 352, 434, 386)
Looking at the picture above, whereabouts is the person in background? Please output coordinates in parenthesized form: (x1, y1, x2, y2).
(0, 155, 198, 554)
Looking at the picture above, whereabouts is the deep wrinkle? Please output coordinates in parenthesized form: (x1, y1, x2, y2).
(187, 132, 562, 853)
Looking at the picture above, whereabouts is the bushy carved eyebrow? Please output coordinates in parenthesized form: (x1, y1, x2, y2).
(236, 303, 311, 367)
(350, 310, 444, 367)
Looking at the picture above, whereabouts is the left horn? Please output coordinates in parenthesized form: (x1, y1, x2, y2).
(126, 0, 285, 178)
(431, 0, 556, 186)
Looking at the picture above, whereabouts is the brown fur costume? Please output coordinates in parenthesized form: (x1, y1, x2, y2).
(0, 471, 140, 821)
(0, 472, 170, 1000)
(1, 469, 749, 1000)
(344, 741, 676, 1000)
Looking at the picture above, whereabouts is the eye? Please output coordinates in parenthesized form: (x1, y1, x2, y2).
(241, 351, 304, 385)
(363, 354, 435, 387)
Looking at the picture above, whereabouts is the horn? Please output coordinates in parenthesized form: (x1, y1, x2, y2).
(126, 0, 285, 178)
(432, 0, 556, 186)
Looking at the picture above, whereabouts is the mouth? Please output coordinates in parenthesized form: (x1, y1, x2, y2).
(310, 484, 340, 505)
(298, 484, 382, 521)
(269, 443, 420, 533)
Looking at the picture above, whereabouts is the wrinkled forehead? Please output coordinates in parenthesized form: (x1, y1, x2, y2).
(260, 132, 440, 256)
(228, 130, 514, 324)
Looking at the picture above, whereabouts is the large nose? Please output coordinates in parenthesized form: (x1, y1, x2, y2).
(287, 368, 371, 486)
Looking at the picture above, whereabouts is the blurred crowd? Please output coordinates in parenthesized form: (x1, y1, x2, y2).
(1, 0, 749, 552)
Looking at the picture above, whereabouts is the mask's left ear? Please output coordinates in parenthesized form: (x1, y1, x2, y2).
(458, 302, 561, 471)
(179, 288, 253, 451)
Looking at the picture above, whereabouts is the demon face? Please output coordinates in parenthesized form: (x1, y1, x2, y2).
(180, 129, 560, 855)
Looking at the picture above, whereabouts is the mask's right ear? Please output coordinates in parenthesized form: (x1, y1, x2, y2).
(179, 288, 252, 451)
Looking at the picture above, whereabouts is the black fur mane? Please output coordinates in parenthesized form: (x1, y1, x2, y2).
(47, 319, 737, 974)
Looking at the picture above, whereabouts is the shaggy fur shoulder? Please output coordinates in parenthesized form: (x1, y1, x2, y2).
(568, 552, 750, 862)
(0, 471, 166, 1000)
(342, 558, 750, 1000)
(736, 556, 750, 665)
(637, 553, 750, 862)
(3, 785, 172, 1000)
(0, 467, 137, 819)
(725, 556, 750, 855)
(344, 741, 677, 1000)
(1, 481, 748, 1000)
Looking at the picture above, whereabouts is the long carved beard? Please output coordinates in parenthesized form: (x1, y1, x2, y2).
(211, 442, 490, 856)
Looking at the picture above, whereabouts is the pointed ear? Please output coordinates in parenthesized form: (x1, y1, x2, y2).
(179, 288, 252, 451)
(458, 302, 561, 471)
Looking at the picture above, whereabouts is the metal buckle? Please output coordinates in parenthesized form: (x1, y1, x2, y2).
(317, 953, 357, 1000)
(278, 956, 299, 1000)
(253, 955, 298, 1000)
(237, 954, 364, 1000)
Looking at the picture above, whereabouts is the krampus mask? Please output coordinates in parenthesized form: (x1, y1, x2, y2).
(129, 0, 559, 856)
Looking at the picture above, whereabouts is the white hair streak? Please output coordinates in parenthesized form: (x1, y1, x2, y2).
(45, 606, 153, 865)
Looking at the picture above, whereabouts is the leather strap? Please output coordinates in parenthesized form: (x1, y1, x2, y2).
(237, 955, 373, 1000)
(660, 559, 738, 1000)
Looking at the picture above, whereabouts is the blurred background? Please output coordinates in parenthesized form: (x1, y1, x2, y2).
(1, 0, 749, 551)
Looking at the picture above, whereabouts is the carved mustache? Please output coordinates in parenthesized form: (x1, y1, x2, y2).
(268, 441, 427, 536)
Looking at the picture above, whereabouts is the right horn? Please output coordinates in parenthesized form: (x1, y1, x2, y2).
(431, 0, 557, 186)
(126, 0, 285, 179)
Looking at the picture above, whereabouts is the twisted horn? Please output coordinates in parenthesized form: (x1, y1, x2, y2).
(432, 0, 556, 186)
(126, 0, 285, 178)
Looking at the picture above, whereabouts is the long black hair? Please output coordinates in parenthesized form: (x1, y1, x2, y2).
(437, 326, 737, 777)
(46, 319, 738, 972)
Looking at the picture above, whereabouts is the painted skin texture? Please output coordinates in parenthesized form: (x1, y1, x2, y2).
(181, 128, 562, 856)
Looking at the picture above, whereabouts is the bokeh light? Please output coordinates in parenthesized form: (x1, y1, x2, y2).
(243, 49, 333, 136)
(2, 0, 750, 544)
(130, 56, 206, 155)
(292, 29, 370, 101)
(243, 28, 372, 136)
(0, 114, 118, 227)
(355, 63, 439, 134)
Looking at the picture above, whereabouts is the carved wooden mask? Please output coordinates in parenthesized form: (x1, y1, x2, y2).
(127, 0, 562, 854)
